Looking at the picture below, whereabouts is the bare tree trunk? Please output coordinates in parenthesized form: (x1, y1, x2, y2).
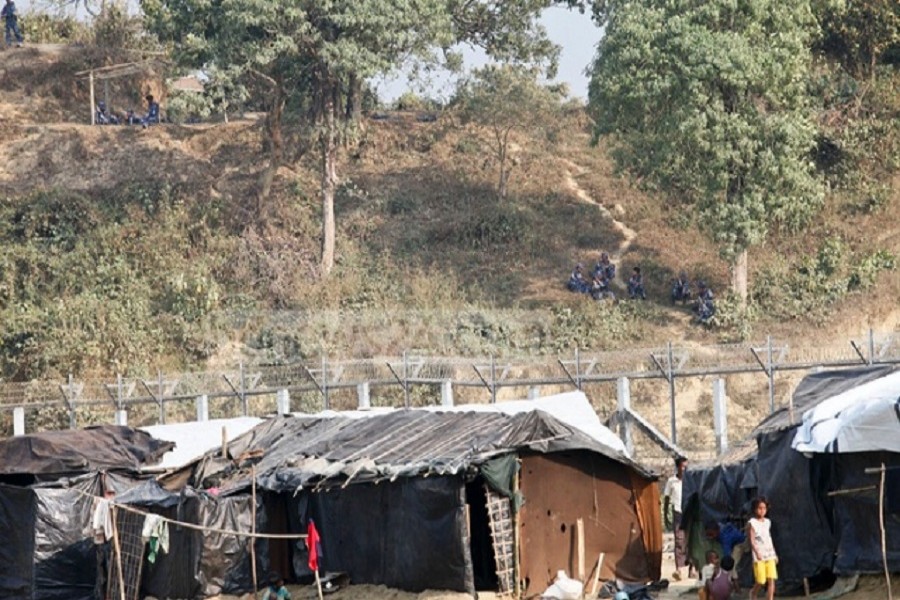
(320, 85, 338, 275)
(256, 82, 285, 221)
(346, 73, 362, 123)
(731, 248, 749, 306)
(498, 143, 508, 199)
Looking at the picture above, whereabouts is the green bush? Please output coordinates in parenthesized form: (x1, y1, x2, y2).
(457, 206, 531, 248)
(752, 238, 896, 322)
(20, 13, 87, 43)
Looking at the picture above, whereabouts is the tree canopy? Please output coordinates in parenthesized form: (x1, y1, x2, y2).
(455, 64, 564, 198)
(588, 0, 825, 301)
(144, 0, 564, 274)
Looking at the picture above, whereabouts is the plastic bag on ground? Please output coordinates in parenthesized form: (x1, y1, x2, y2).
(542, 570, 584, 600)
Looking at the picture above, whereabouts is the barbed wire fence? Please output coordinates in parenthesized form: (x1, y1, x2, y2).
(0, 330, 897, 463)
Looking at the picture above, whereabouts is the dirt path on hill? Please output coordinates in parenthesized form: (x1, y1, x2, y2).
(562, 160, 637, 291)
(562, 162, 638, 259)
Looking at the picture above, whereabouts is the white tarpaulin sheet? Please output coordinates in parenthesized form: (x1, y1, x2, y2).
(791, 369, 900, 454)
(141, 417, 263, 470)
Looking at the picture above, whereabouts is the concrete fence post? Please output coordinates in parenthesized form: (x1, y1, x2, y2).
(527, 386, 540, 400)
(616, 377, 633, 455)
(115, 409, 128, 426)
(713, 378, 728, 455)
(276, 389, 291, 415)
(13, 407, 25, 436)
(357, 382, 371, 409)
(441, 380, 454, 407)
(196, 394, 209, 422)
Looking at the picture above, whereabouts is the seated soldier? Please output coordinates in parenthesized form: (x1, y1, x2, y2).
(141, 94, 161, 128)
(95, 101, 119, 125)
(591, 272, 615, 301)
(671, 271, 691, 304)
(696, 281, 716, 324)
(567, 263, 589, 294)
(594, 252, 616, 282)
(628, 267, 646, 300)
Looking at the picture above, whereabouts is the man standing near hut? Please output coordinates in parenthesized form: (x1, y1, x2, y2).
(664, 456, 688, 581)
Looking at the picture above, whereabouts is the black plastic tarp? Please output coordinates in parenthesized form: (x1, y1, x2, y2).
(283, 475, 474, 594)
(0, 425, 174, 477)
(33, 484, 99, 600)
(755, 429, 837, 585)
(830, 452, 900, 574)
(136, 489, 255, 599)
(0, 483, 36, 599)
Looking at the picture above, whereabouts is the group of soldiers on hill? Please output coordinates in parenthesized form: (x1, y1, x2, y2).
(567, 256, 716, 324)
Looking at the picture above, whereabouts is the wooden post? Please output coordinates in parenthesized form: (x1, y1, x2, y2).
(110, 506, 126, 600)
(221, 426, 228, 459)
(314, 569, 325, 600)
(251, 465, 258, 597)
(878, 463, 893, 600)
(576, 518, 585, 581)
(513, 465, 522, 598)
(803, 577, 810, 598)
(590, 553, 606, 596)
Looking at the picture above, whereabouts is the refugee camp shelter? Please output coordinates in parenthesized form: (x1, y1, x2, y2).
(191, 392, 662, 597)
(682, 366, 900, 589)
(0, 426, 173, 600)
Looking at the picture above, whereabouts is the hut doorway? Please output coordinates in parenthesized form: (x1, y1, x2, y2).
(466, 478, 515, 595)
(265, 493, 296, 583)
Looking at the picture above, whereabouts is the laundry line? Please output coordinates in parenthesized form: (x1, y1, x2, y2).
(74, 487, 309, 540)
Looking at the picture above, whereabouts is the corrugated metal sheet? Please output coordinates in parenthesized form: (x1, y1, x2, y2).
(201, 408, 647, 493)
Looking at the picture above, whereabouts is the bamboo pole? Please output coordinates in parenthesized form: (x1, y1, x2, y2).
(222, 426, 228, 458)
(110, 506, 126, 600)
(513, 466, 522, 598)
(251, 465, 259, 597)
(314, 569, 325, 600)
(590, 553, 606, 597)
(878, 463, 893, 600)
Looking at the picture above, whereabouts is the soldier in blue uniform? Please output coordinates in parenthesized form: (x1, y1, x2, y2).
(671, 271, 691, 305)
(594, 252, 616, 282)
(2, 0, 24, 48)
(567, 263, 589, 294)
(591, 272, 615, 301)
(628, 267, 646, 300)
(696, 281, 716, 324)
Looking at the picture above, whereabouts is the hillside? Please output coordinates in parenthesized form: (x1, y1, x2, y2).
(0, 44, 898, 381)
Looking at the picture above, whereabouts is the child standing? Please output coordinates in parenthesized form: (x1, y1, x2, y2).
(748, 497, 778, 600)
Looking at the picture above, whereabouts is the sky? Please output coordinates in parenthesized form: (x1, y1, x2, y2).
(375, 5, 603, 102)
(18, 1, 603, 102)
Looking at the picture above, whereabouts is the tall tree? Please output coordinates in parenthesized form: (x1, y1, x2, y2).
(816, 0, 900, 80)
(588, 0, 825, 302)
(456, 64, 564, 199)
(144, 0, 562, 274)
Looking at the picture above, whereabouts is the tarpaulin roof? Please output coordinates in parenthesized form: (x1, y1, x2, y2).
(308, 392, 628, 455)
(203, 404, 646, 493)
(0, 425, 174, 476)
(752, 365, 894, 436)
(792, 368, 900, 454)
(141, 417, 263, 471)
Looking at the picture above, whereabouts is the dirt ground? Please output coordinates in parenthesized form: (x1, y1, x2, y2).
(206, 573, 897, 600)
